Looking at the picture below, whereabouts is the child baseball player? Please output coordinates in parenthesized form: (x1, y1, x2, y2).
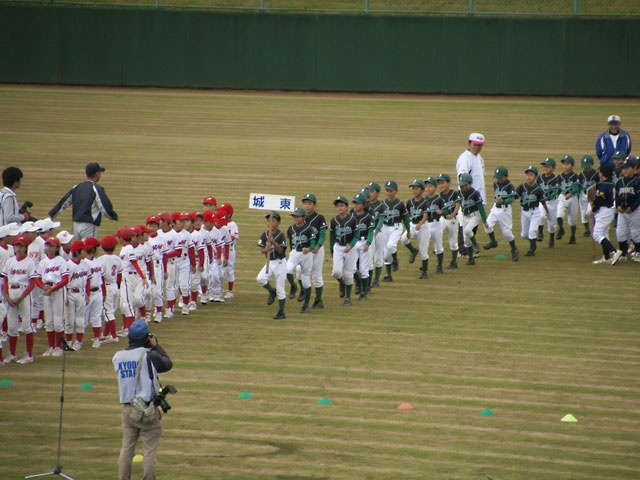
(0, 224, 18, 345)
(219, 204, 238, 299)
(516, 166, 548, 257)
(366, 182, 385, 287)
(437, 173, 461, 269)
(165, 214, 196, 315)
(537, 158, 560, 248)
(57, 230, 74, 260)
(21, 220, 44, 330)
(257, 211, 287, 319)
(301, 194, 327, 309)
(423, 177, 446, 275)
(483, 166, 519, 261)
(374, 181, 410, 282)
(212, 210, 231, 303)
(556, 155, 581, 244)
(591, 164, 623, 265)
(118, 227, 149, 333)
(99, 235, 121, 342)
(2, 234, 38, 364)
(64, 240, 92, 351)
(82, 237, 106, 348)
(351, 192, 375, 300)
(401, 179, 428, 270)
(329, 196, 358, 306)
(458, 174, 488, 266)
(158, 211, 177, 317)
(35, 237, 68, 356)
(146, 216, 167, 322)
(578, 155, 599, 238)
(202, 211, 219, 303)
(286, 206, 316, 313)
(187, 213, 205, 311)
(614, 156, 640, 262)
(203, 196, 217, 214)
(135, 225, 155, 321)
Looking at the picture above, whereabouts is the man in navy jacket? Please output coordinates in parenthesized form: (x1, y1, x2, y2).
(49, 162, 118, 240)
(596, 115, 631, 166)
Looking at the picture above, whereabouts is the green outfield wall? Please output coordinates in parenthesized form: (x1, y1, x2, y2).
(1, 5, 639, 96)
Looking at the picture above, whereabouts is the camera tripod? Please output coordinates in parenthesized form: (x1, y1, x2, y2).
(25, 337, 75, 479)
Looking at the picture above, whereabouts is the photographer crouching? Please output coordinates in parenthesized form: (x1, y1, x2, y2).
(112, 320, 175, 480)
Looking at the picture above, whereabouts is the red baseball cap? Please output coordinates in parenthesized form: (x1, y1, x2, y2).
(194, 211, 204, 219)
(136, 224, 153, 234)
(219, 203, 234, 216)
(100, 235, 118, 249)
(117, 227, 134, 241)
(170, 212, 181, 223)
(146, 215, 160, 225)
(157, 212, 171, 223)
(179, 212, 192, 221)
(84, 237, 101, 249)
(13, 234, 30, 246)
(130, 226, 142, 237)
(70, 240, 86, 253)
(203, 211, 215, 222)
(203, 196, 216, 205)
(214, 212, 228, 226)
(44, 236, 61, 247)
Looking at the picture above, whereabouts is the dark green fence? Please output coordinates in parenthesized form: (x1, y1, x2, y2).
(1, 5, 638, 96)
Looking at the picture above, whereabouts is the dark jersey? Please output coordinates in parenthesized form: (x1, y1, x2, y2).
(460, 188, 483, 215)
(353, 211, 375, 242)
(516, 183, 545, 210)
(579, 169, 599, 195)
(406, 197, 428, 224)
(613, 167, 623, 186)
(538, 173, 561, 201)
(258, 229, 287, 260)
(593, 180, 615, 213)
(380, 198, 408, 226)
(424, 195, 444, 222)
(369, 200, 384, 222)
(304, 212, 327, 247)
(330, 214, 357, 246)
(492, 180, 517, 206)
(438, 190, 461, 217)
(287, 223, 316, 252)
(615, 175, 640, 211)
(558, 171, 580, 195)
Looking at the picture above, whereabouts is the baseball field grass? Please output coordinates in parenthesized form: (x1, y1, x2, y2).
(1, 85, 639, 479)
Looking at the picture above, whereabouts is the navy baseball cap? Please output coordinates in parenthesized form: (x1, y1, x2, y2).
(86, 162, 106, 177)
(129, 320, 149, 339)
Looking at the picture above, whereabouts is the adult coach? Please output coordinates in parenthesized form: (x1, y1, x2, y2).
(113, 321, 172, 480)
(48, 162, 118, 240)
(0, 167, 29, 226)
(596, 115, 631, 166)
(456, 133, 487, 252)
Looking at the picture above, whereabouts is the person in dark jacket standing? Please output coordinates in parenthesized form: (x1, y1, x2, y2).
(48, 163, 118, 240)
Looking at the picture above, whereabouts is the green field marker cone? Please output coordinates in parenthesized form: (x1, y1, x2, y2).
(495, 254, 507, 259)
(79, 382, 94, 389)
(480, 408, 494, 416)
(132, 454, 143, 463)
(238, 392, 252, 399)
(318, 397, 333, 405)
(561, 414, 578, 422)
(0, 379, 13, 386)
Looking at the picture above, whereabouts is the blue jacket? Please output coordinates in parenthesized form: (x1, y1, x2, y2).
(596, 129, 631, 165)
(49, 180, 118, 226)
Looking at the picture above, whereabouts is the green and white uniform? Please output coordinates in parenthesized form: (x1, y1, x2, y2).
(579, 168, 599, 224)
(439, 189, 461, 251)
(517, 182, 545, 240)
(286, 223, 316, 289)
(369, 199, 385, 269)
(299, 212, 327, 288)
(374, 199, 410, 265)
(352, 211, 375, 279)
(330, 213, 358, 285)
(256, 229, 287, 300)
(485, 180, 517, 242)
(557, 171, 580, 227)
(400, 197, 429, 259)
(460, 187, 488, 248)
(537, 173, 560, 233)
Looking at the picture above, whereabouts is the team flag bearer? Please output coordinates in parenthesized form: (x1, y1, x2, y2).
(257, 211, 287, 319)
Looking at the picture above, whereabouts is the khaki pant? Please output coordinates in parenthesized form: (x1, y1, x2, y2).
(119, 404, 162, 480)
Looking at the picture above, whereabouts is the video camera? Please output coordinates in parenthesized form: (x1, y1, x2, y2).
(153, 384, 177, 413)
(19, 201, 37, 222)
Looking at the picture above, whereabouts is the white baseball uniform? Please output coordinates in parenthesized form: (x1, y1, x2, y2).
(38, 255, 68, 334)
(119, 244, 147, 318)
(223, 220, 238, 284)
(27, 235, 46, 322)
(64, 258, 92, 335)
(2, 256, 37, 336)
(83, 257, 104, 329)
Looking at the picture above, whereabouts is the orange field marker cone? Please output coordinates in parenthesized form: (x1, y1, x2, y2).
(397, 402, 414, 410)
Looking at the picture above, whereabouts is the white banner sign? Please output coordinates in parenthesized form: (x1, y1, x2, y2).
(249, 193, 296, 212)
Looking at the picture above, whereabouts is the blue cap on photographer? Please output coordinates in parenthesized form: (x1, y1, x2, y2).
(128, 321, 149, 347)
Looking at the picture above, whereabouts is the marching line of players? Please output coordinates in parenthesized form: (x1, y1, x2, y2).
(257, 152, 640, 319)
(0, 197, 238, 365)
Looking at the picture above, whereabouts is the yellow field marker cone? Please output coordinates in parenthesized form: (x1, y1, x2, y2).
(132, 454, 143, 463)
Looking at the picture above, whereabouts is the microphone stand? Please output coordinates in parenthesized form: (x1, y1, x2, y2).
(25, 336, 76, 479)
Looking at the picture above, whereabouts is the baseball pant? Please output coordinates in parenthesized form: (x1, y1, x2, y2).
(297, 246, 325, 288)
(521, 208, 541, 240)
(119, 405, 162, 480)
(165, 260, 177, 302)
(593, 207, 615, 244)
(557, 195, 578, 226)
(6, 288, 33, 336)
(152, 261, 164, 309)
(104, 283, 119, 322)
(332, 245, 357, 284)
(85, 290, 104, 328)
(401, 224, 428, 260)
(73, 222, 98, 241)
(190, 267, 201, 294)
(31, 287, 43, 321)
(287, 250, 312, 289)
(175, 258, 192, 298)
(440, 216, 459, 251)
(120, 274, 144, 319)
(0, 298, 7, 328)
(382, 224, 402, 265)
(615, 208, 640, 243)
(208, 260, 222, 296)
(44, 289, 66, 334)
(485, 205, 515, 242)
(540, 199, 557, 233)
(427, 221, 444, 255)
(461, 212, 481, 248)
(223, 247, 236, 283)
(372, 233, 384, 268)
(353, 239, 372, 278)
(579, 193, 592, 224)
(65, 290, 86, 334)
(257, 258, 287, 300)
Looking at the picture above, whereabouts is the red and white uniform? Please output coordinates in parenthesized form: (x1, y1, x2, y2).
(223, 220, 239, 284)
(28, 235, 46, 321)
(0, 244, 14, 324)
(101, 253, 122, 322)
(212, 225, 231, 299)
(65, 258, 92, 335)
(190, 228, 206, 296)
(136, 241, 154, 313)
(119, 243, 148, 318)
(160, 228, 178, 303)
(37, 255, 68, 334)
(83, 257, 105, 328)
(207, 227, 222, 298)
(2, 256, 37, 336)
(148, 233, 168, 311)
(171, 229, 195, 300)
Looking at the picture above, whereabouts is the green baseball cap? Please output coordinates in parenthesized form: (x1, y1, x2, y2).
(581, 155, 594, 168)
(358, 188, 371, 199)
(560, 155, 574, 165)
(525, 165, 539, 175)
(352, 193, 367, 204)
(291, 206, 306, 217)
(493, 166, 508, 179)
(302, 193, 317, 203)
(459, 173, 473, 186)
(612, 150, 626, 159)
(367, 182, 381, 192)
(265, 211, 281, 221)
(541, 157, 556, 167)
(333, 195, 349, 206)
(408, 179, 425, 189)
(384, 180, 398, 191)
(424, 177, 438, 187)
(437, 173, 451, 182)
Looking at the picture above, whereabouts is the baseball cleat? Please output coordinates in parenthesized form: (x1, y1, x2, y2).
(102, 336, 118, 344)
(419, 271, 428, 279)
(382, 276, 393, 282)
(178, 300, 184, 308)
(267, 291, 276, 305)
(36, 319, 44, 330)
(224, 291, 234, 299)
(92, 338, 101, 349)
(181, 306, 189, 315)
(525, 249, 535, 256)
(568, 237, 576, 244)
(296, 291, 305, 302)
(483, 241, 498, 250)
(592, 256, 611, 264)
(583, 230, 590, 237)
(548, 239, 555, 248)
(200, 298, 208, 305)
(145, 312, 152, 323)
(342, 298, 352, 306)
(632, 253, 640, 263)
(17, 354, 34, 364)
(371, 280, 379, 288)
(288, 285, 297, 300)
(188, 301, 197, 311)
(51, 347, 63, 357)
(154, 312, 163, 323)
(354, 282, 361, 295)
(556, 229, 565, 239)
(408, 250, 417, 264)
(511, 249, 519, 262)
(72, 341, 82, 351)
(610, 250, 623, 266)
(3, 354, 17, 364)
(311, 299, 324, 309)
(392, 260, 399, 272)
(42, 348, 54, 357)
(273, 312, 286, 320)
(446, 262, 458, 269)
(358, 293, 368, 301)
(117, 328, 129, 337)
(465, 257, 475, 266)
(301, 305, 310, 314)
(436, 265, 443, 274)
(164, 309, 174, 319)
